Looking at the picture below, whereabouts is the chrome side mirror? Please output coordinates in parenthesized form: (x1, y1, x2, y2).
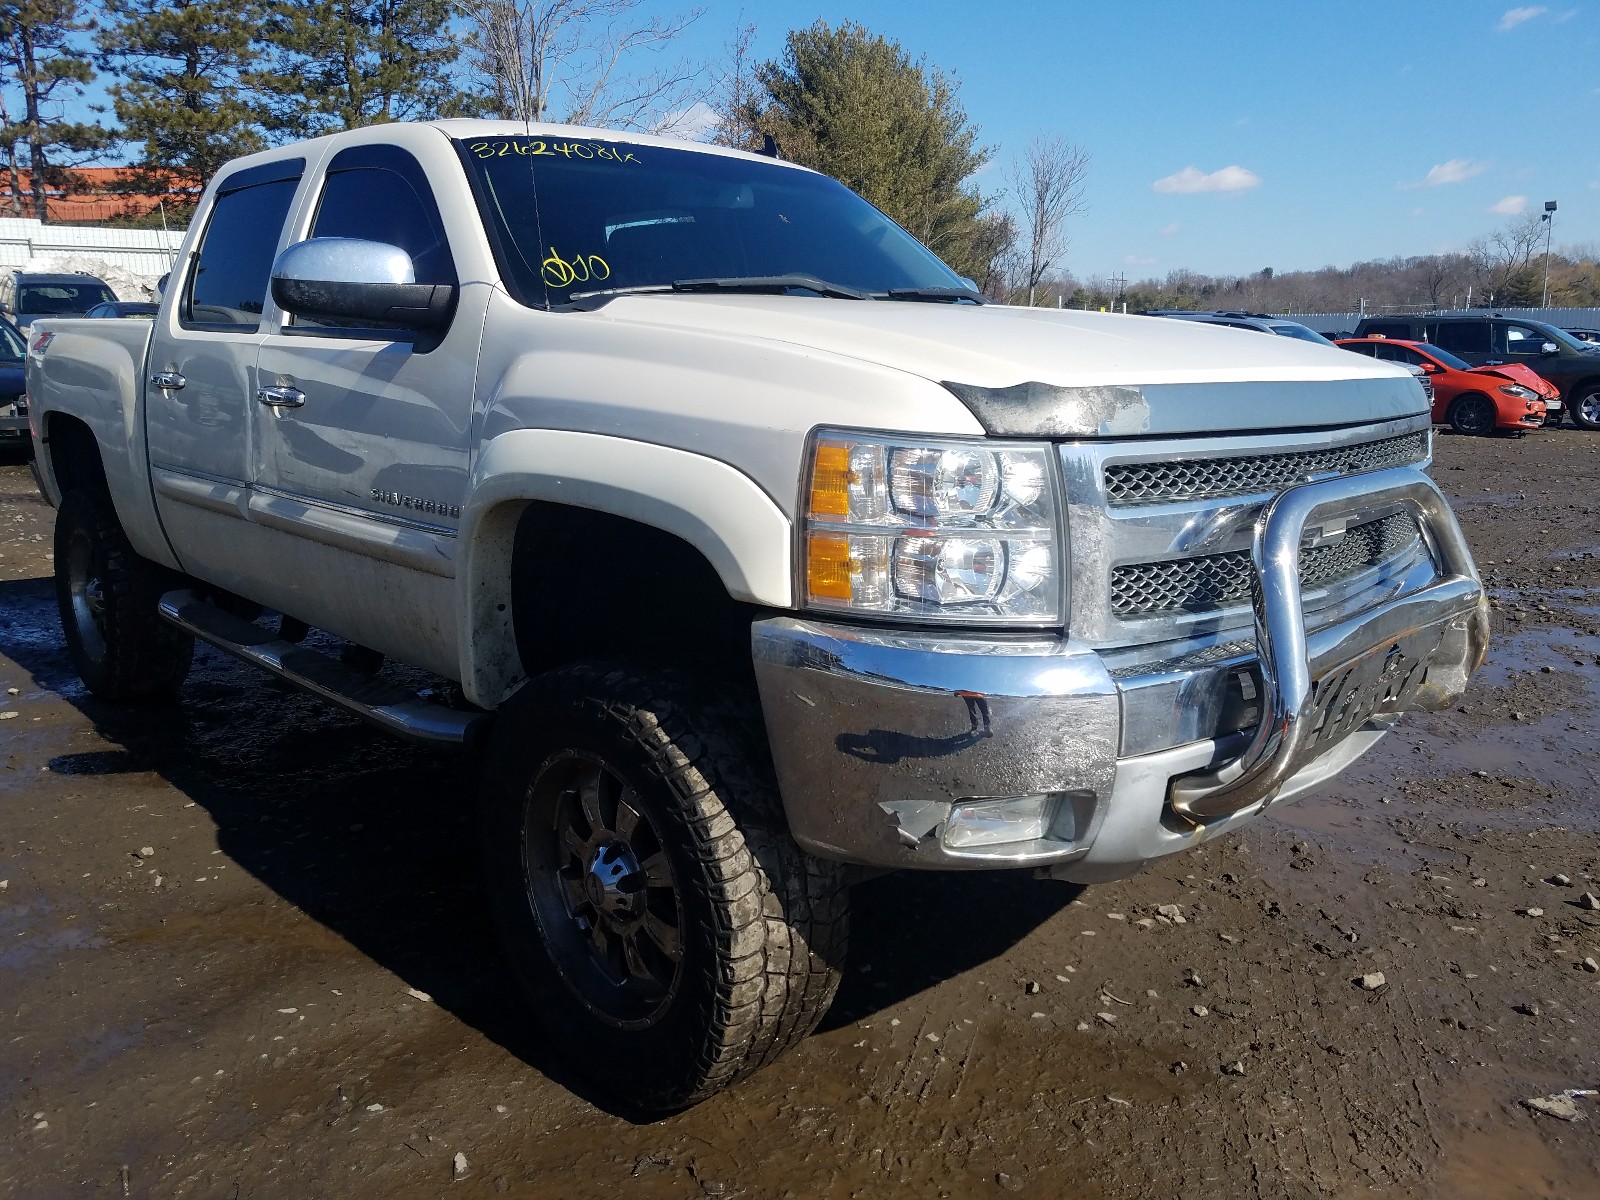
(270, 237, 455, 331)
(1541, 341, 1559, 355)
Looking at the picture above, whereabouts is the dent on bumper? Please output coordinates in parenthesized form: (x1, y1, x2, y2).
(751, 620, 1119, 870)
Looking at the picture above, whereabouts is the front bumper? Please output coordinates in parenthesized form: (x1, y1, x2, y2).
(751, 468, 1488, 878)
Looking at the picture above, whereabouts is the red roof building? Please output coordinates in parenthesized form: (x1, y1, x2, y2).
(0, 167, 200, 223)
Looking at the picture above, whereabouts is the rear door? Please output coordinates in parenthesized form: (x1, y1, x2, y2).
(1427, 319, 1492, 366)
(145, 158, 305, 585)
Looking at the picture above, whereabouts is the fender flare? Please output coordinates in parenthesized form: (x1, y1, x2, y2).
(456, 429, 793, 706)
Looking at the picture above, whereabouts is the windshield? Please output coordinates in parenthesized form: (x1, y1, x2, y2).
(1269, 322, 1335, 346)
(1416, 343, 1470, 371)
(0, 321, 22, 360)
(457, 136, 966, 307)
(1530, 322, 1596, 353)
(18, 282, 117, 315)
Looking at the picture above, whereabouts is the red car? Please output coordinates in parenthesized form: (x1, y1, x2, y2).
(1336, 337, 1549, 435)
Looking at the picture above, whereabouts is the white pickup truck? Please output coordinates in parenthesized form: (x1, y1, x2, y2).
(24, 120, 1489, 1110)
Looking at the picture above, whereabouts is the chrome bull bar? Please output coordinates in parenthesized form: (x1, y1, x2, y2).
(1167, 466, 1489, 822)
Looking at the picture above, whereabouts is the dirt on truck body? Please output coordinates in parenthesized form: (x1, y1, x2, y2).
(2, 429, 1599, 1198)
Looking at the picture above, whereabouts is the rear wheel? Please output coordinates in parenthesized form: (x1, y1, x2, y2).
(480, 663, 849, 1112)
(1447, 393, 1496, 436)
(1571, 385, 1600, 431)
(53, 489, 193, 701)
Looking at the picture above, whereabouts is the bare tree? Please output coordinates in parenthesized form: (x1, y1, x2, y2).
(461, 0, 706, 132)
(707, 18, 759, 149)
(1009, 135, 1088, 305)
(1467, 212, 1546, 305)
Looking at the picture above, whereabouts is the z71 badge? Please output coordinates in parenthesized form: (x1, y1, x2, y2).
(371, 489, 460, 519)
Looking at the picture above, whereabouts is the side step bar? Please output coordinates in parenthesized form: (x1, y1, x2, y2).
(158, 589, 487, 748)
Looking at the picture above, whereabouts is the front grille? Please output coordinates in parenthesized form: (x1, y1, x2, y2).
(1104, 431, 1428, 507)
(1110, 512, 1420, 617)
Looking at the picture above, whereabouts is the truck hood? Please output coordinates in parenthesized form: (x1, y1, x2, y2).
(594, 294, 1427, 436)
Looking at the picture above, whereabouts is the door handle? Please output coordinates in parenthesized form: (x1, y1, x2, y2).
(149, 370, 186, 391)
(256, 385, 306, 408)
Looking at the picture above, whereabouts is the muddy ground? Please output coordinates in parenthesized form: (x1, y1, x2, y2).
(1, 429, 1598, 1200)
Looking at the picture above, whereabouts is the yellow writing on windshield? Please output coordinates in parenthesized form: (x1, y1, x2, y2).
(468, 139, 641, 165)
(542, 248, 612, 289)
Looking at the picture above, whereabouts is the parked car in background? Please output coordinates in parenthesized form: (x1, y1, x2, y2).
(0, 315, 28, 459)
(1143, 309, 1338, 344)
(1352, 314, 1600, 430)
(84, 301, 159, 319)
(0, 271, 118, 333)
(1336, 337, 1547, 435)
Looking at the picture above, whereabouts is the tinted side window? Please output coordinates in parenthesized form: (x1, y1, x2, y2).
(185, 180, 299, 330)
(1503, 323, 1549, 355)
(1430, 321, 1489, 355)
(1343, 342, 1378, 357)
(1373, 344, 1413, 363)
(310, 167, 455, 286)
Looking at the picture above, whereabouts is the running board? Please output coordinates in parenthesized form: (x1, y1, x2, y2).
(158, 589, 486, 748)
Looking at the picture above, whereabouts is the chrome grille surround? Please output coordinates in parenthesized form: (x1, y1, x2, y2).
(1061, 414, 1436, 651)
(1103, 429, 1429, 506)
(1061, 413, 1441, 757)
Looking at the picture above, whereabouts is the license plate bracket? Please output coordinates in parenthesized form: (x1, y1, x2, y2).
(1304, 624, 1447, 754)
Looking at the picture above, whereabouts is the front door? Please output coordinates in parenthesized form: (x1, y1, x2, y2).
(248, 143, 481, 673)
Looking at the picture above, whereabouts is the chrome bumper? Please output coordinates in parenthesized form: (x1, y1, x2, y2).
(751, 467, 1487, 875)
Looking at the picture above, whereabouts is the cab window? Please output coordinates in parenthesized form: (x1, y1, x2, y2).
(299, 146, 455, 330)
(184, 174, 300, 331)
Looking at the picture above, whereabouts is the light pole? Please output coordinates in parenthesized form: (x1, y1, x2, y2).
(1540, 199, 1557, 308)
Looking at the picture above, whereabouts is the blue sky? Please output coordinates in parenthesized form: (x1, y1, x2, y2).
(657, 1, 1600, 280)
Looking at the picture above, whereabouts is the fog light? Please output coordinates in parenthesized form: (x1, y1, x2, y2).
(943, 794, 1061, 849)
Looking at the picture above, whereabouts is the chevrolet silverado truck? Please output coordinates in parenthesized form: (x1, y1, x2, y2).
(24, 120, 1490, 1111)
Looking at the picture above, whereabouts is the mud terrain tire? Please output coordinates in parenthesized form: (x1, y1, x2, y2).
(480, 663, 849, 1112)
(53, 489, 193, 701)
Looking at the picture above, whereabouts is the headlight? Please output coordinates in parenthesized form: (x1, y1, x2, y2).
(1498, 383, 1536, 400)
(802, 430, 1062, 624)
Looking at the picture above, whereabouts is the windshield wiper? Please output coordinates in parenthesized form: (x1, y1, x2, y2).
(879, 286, 987, 304)
(671, 275, 869, 300)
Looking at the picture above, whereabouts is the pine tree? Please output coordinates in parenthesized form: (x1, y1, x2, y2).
(96, 0, 266, 192)
(251, 0, 469, 140)
(0, 0, 111, 221)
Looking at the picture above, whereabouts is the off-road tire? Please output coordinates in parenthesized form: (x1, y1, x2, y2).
(480, 663, 849, 1112)
(53, 489, 193, 701)
(1570, 384, 1600, 431)
(1446, 393, 1496, 437)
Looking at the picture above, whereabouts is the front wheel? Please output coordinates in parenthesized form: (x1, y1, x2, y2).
(480, 664, 849, 1112)
(1570, 385, 1600, 431)
(1446, 393, 1497, 436)
(53, 489, 193, 700)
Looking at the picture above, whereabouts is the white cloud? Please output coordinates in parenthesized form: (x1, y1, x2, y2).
(1490, 194, 1528, 214)
(1400, 158, 1490, 189)
(1497, 6, 1547, 30)
(1151, 165, 1260, 195)
(1124, 254, 1157, 267)
(658, 101, 719, 140)
(1158, 221, 1181, 237)
(1410, 206, 1426, 217)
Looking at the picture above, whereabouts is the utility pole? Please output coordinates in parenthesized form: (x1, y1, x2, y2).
(1540, 200, 1557, 308)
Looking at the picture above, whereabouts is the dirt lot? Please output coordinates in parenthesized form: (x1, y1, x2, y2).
(2, 429, 1598, 1200)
